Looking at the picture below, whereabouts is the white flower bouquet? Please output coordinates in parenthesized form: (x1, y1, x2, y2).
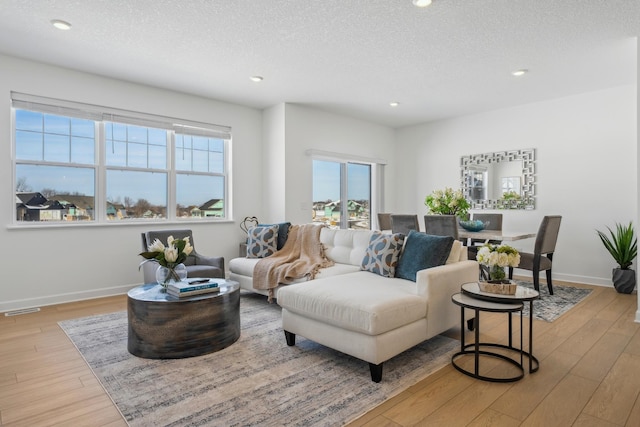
(476, 243, 520, 282)
(424, 187, 470, 219)
(139, 235, 194, 285)
(139, 235, 194, 268)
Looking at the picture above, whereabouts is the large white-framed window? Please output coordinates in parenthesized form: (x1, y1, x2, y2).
(12, 93, 231, 225)
(309, 150, 385, 230)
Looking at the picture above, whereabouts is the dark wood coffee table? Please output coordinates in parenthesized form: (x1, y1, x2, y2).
(127, 280, 240, 359)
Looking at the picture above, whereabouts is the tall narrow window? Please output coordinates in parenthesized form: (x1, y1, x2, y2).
(105, 121, 169, 220)
(15, 109, 97, 222)
(175, 132, 226, 218)
(312, 159, 371, 229)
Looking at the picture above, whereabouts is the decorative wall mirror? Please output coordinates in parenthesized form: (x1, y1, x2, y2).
(460, 148, 535, 210)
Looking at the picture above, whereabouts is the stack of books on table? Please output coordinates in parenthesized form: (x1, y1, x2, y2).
(167, 279, 222, 298)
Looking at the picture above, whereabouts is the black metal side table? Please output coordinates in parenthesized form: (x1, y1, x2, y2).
(451, 292, 525, 382)
(462, 282, 540, 375)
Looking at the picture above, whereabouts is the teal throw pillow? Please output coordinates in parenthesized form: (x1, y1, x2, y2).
(246, 225, 279, 258)
(395, 230, 454, 282)
(360, 232, 405, 278)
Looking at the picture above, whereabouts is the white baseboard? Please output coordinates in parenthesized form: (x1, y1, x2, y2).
(511, 268, 613, 288)
(0, 284, 134, 314)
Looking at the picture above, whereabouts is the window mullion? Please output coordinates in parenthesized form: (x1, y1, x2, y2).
(96, 122, 106, 222)
(167, 131, 176, 220)
(340, 163, 348, 229)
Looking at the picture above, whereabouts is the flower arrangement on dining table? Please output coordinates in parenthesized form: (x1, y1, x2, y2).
(424, 187, 471, 219)
(139, 235, 193, 284)
(475, 243, 521, 282)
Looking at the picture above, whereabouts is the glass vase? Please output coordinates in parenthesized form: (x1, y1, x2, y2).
(488, 265, 507, 282)
(155, 263, 188, 289)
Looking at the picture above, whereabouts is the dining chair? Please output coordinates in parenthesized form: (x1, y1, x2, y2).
(423, 215, 459, 239)
(508, 215, 562, 295)
(377, 213, 393, 231)
(390, 214, 420, 235)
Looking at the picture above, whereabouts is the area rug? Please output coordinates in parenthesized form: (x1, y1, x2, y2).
(514, 281, 592, 322)
(59, 293, 458, 427)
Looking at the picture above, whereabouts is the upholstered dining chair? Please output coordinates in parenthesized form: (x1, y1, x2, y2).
(508, 215, 562, 295)
(377, 213, 393, 231)
(390, 214, 420, 235)
(140, 229, 225, 284)
(424, 215, 459, 239)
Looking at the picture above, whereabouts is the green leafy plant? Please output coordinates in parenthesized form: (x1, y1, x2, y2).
(501, 190, 521, 201)
(596, 222, 637, 269)
(424, 187, 470, 219)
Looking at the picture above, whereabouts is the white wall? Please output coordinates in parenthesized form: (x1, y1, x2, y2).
(636, 41, 640, 323)
(0, 54, 263, 311)
(279, 104, 396, 225)
(396, 85, 637, 286)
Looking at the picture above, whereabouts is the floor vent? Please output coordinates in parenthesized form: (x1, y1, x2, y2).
(4, 307, 41, 316)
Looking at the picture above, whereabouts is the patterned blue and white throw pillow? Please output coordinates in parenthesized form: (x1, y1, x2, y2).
(361, 232, 405, 277)
(246, 225, 279, 258)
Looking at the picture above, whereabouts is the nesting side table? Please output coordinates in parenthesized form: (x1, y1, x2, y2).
(451, 282, 540, 382)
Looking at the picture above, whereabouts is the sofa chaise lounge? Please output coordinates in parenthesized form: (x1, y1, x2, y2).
(228, 225, 478, 381)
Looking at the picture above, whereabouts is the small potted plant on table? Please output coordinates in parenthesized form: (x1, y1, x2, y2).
(596, 221, 637, 294)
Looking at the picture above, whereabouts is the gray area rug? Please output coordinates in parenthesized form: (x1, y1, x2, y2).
(514, 281, 593, 322)
(59, 293, 458, 427)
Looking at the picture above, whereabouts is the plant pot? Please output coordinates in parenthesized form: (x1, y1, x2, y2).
(612, 268, 636, 294)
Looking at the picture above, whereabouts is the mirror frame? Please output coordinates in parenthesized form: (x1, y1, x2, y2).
(460, 148, 536, 210)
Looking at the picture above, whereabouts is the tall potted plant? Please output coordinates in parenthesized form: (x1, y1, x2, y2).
(596, 221, 637, 294)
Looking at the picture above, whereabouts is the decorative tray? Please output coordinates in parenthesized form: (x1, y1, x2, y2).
(478, 281, 517, 295)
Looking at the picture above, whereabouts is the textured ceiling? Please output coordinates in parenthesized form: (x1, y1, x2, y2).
(0, 0, 638, 127)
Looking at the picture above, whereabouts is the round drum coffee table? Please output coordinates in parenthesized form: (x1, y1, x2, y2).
(127, 280, 240, 359)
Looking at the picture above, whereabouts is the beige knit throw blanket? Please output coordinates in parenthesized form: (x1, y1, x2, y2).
(253, 224, 334, 301)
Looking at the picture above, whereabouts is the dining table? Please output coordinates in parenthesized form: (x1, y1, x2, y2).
(457, 229, 536, 244)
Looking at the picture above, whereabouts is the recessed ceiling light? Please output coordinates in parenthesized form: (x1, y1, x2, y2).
(51, 19, 72, 30)
(412, 0, 433, 7)
(511, 69, 528, 77)
(390, 102, 400, 107)
(250, 76, 264, 82)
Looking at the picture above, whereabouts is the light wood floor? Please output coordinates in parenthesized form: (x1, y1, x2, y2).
(1, 281, 639, 426)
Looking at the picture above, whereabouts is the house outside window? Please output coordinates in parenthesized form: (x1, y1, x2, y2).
(12, 93, 231, 224)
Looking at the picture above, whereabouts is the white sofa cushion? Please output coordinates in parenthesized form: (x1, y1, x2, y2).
(320, 228, 373, 266)
(228, 257, 360, 282)
(277, 271, 427, 336)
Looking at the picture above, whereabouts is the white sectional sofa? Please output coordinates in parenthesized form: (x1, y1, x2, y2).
(228, 226, 478, 382)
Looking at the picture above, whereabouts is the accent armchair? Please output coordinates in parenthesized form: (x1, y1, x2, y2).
(140, 229, 225, 284)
